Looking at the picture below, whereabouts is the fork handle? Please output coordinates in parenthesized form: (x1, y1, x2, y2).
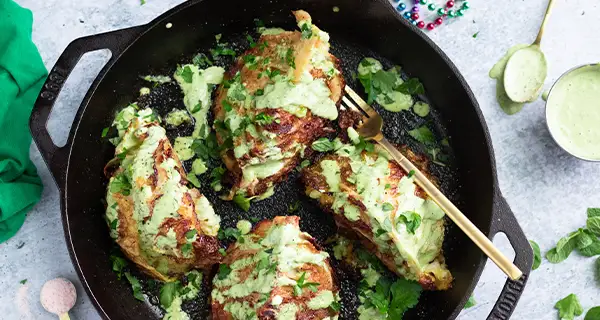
(377, 137, 523, 281)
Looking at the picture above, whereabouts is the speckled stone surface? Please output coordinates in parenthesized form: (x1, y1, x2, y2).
(2, 0, 599, 319)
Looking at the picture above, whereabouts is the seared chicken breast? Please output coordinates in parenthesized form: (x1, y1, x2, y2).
(213, 10, 345, 199)
(211, 216, 340, 320)
(302, 139, 453, 290)
(104, 105, 222, 282)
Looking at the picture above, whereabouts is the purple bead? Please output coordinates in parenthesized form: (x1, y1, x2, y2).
(414, 0, 420, 4)
(412, 6, 419, 12)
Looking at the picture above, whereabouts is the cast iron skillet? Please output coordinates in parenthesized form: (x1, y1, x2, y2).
(30, 0, 533, 319)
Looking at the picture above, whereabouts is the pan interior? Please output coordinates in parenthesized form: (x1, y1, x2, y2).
(63, 0, 494, 319)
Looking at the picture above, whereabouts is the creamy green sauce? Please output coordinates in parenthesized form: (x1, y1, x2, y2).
(503, 45, 547, 103)
(165, 109, 192, 127)
(307, 290, 334, 310)
(173, 136, 195, 161)
(489, 44, 529, 115)
(320, 160, 341, 192)
(174, 65, 224, 138)
(242, 160, 285, 183)
(546, 64, 600, 160)
(277, 303, 299, 320)
(255, 76, 338, 120)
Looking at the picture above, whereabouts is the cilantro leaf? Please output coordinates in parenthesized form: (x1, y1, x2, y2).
(255, 113, 274, 125)
(159, 281, 182, 309)
(329, 301, 341, 312)
(555, 294, 583, 320)
(288, 200, 301, 213)
(382, 202, 394, 212)
(192, 53, 212, 67)
(210, 45, 236, 60)
(407, 170, 415, 178)
(218, 227, 245, 243)
(219, 248, 227, 256)
(388, 278, 422, 319)
(110, 173, 132, 196)
(210, 166, 226, 191)
(396, 78, 425, 95)
(101, 127, 110, 138)
(286, 48, 296, 69)
(546, 230, 582, 263)
(233, 194, 251, 212)
(192, 133, 220, 161)
(294, 272, 320, 296)
(246, 34, 257, 48)
(587, 216, 600, 237)
(588, 208, 600, 217)
(218, 264, 232, 280)
(578, 231, 600, 257)
(408, 126, 436, 145)
(585, 307, 600, 320)
(124, 272, 145, 301)
(464, 295, 476, 309)
(397, 211, 422, 234)
(190, 102, 202, 114)
(110, 255, 128, 279)
(529, 240, 541, 270)
(472, 31, 479, 38)
(300, 23, 313, 39)
(185, 230, 197, 240)
(312, 138, 334, 152)
(181, 243, 193, 257)
(179, 66, 193, 83)
(19, 279, 27, 285)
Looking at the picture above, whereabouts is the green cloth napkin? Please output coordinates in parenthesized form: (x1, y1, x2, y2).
(0, 0, 46, 243)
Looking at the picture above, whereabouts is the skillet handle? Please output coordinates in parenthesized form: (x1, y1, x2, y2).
(30, 25, 145, 186)
(486, 193, 533, 320)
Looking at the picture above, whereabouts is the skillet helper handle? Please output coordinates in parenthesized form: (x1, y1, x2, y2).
(487, 194, 533, 320)
(30, 26, 144, 186)
(378, 137, 523, 280)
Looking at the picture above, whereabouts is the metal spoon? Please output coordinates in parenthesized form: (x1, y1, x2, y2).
(40, 278, 77, 320)
(503, 0, 556, 103)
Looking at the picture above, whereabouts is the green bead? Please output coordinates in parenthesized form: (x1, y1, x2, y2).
(419, 0, 427, 4)
(437, 8, 446, 16)
(428, 3, 436, 10)
(462, 2, 470, 9)
(457, 9, 464, 16)
(448, 10, 456, 17)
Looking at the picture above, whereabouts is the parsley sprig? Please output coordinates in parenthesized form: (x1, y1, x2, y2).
(293, 272, 320, 296)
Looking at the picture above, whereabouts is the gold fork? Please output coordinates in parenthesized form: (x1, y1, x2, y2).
(342, 86, 523, 281)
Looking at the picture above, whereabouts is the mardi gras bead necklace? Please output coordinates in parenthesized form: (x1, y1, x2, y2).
(396, 0, 470, 31)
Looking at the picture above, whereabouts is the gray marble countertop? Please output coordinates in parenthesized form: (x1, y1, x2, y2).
(2, 0, 599, 319)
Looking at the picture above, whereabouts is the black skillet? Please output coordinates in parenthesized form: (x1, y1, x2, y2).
(30, 0, 533, 319)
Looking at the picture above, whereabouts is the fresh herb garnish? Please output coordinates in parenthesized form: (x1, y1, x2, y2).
(192, 53, 213, 67)
(218, 227, 245, 243)
(329, 301, 341, 312)
(233, 193, 251, 212)
(312, 138, 335, 152)
(472, 31, 479, 38)
(210, 45, 236, 60)
(109, 219, 118, 230)
(222, 100, 233, 112)
(396, 78, 425, 95)
(181, 243, 193, 257)
(288, 200, 301, 213)
(190, 102, 202, 114)
(185, 230, 197, 240)
(110, 173, 132, 196)
(529, 240, 541, 270)
(555, 294, 583, 320)
(254, 89, 264, 96)
(19, 279, 27, 285)
(585, 306, 600, 320)
(110, 254, 128, 279)
(286, 48, 296, 69)
(407, 170, 415, 178)
(178, 65, 194, 83)
(192, 133, 220, 161)
(408, 126, 436, 145)
(258, 41, 268, 52)
(210, 166, 225, 191)
(246, 34, 257, 48)
(255, 113, 273, 125)
(293, 272, 320, 296)
(219, 248, 227, 256)
(382, 202, 394, 212)
(300, 23, 313, 39)
(101, 127, 110, 138)
(397, 211, 422, 234)
(546, 230, 583, 263)
(218, 264, 232, 280)
(159, 281, 182, 309)
(124, 272, 145, 301)
(254, 18, 265, 32)
(464, 295, 476, 309)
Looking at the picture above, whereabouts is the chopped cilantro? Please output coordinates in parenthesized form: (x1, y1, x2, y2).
(179, 65, 194, 83)
(222, 100, 233, 112)
(408, 126, 436, 145)
(246, 34, 257, 48)
(101, 127, 110, 138)
(312, 138, 335, 152)
(382, 202, 394, 212)
(124, 272, 145, 301)
(233, 194, 251, 212)
(294, 272, 320, 296)
(301, 23, 313, 39)
(192, 133, 220, 161)
(210, 45, 236, 60)
(110, 173, 132, 196)
(159, 281, 182, 309)
(254, 89, 264, 96)
(109, 219, 118, 230)
(110, 254, 128, 279)
(218, 264, 232, 280)
(181, 243, 192, 257)
(218, 227, 245, 243)
(286, 48, 296, 69)
(472, 31, 479, 38)
(210, 166, 226, 191)
(258, 41, 268, 52)
(288, 200, 301, 213)
(407, 170, 415, 178)
(254, 18, 265, 32)
(255, 113, 274, 125)
(19, 279, 27, 285)
(464, 295, 476, 309)
(329, 301, 341, 312)
(397, 211, 421, 234)
(529, 240, 541, 270)
(396, 78, 425, 95)
(300, 160, 310, 168)
(190, 102, 202, 114)
(219, 248, 227, 256)
(554, 294, 583, 320)
(192, 53, 213, 67)
(185, 230, 197, 240)
(388, 278, 422, 318)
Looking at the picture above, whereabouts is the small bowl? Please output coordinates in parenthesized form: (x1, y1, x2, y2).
(545, 63, 600, 162)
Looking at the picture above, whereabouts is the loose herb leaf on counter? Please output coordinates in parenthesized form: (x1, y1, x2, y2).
(464, 295, 476, 309)
(546, 230, 581, 263)
(19, 279, 27, 285)
(124, 272, 145, 301)
(585, 307, 600, 320)
(529, 240, 541, 270)
(554, 294, 583, 320)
